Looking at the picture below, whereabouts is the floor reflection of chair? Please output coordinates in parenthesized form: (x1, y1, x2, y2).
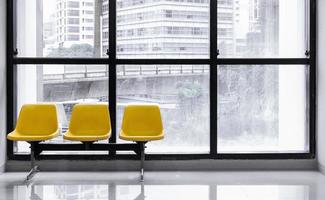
(134, 183, 145, 200)
(29, 184, 42, 200)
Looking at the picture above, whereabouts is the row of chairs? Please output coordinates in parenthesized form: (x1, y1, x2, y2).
(7, 103, 164, 181)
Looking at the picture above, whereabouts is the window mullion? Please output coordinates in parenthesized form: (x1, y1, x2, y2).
(108, 0, 117, 155)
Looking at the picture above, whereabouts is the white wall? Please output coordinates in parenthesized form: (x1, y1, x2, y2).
(0, 0, 6, 172)
(317, 0, 325, 173)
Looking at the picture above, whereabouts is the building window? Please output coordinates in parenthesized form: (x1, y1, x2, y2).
(68, 18, 79, 25)
(67, 1, 79, 8)
(67, 10, 79, 17)
(67, 26, 79, 33)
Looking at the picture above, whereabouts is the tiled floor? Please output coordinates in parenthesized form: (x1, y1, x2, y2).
(0, 171, 323, 199)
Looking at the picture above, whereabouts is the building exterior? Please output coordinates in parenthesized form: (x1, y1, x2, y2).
(56, 0, 95, 47)
(115, 0, 210, 59)
(101, 0, 109, 56)
(217, 0, 235, 57)
(43, 0, 96, 56)
(44, 0, 244, 59)
(247, 0, 279, 57)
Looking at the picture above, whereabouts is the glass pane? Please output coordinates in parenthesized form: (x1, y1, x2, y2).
(16, 64, 109, 153)
(16, 0, 109, 57)
(116, 0, 210, 59)
(117, 65, 210, 153)
(217, 0, 308, 58)
(217, 65, 309, 153)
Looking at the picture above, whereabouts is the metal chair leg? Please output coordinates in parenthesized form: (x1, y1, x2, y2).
(26, 142, 39, 181)
(139, 142, 145, 182)
(26, 166, 39, 181)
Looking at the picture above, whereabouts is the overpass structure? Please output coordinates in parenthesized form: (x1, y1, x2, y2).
(43, 65, 210, 84)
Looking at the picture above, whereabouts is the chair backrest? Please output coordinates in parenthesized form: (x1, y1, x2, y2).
(121, 104, 163, 136)
(16, 104, 59, 135)
(69, 104, 111, 135)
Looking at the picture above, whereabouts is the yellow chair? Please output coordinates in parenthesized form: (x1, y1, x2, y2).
(63, 104, 111, 143)
(119, 104, 164, 181)
(7, 104, 59, 181)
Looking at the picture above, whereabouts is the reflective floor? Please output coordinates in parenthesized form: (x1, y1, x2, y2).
(0, 171, 324, 200)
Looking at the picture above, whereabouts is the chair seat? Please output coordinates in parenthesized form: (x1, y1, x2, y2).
(63, 131, 111, 142)
(119, 130, 164, 142)
(7, 130, 60, 142)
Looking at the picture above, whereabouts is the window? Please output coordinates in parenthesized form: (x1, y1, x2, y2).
(68, 18, 80, 25)
(217, 65, 309, 153)
(83, 18, 94, 23)
(67, 35, 80, 41)
(84, 2, 94, 7)
(16, 0, 108, 58)
(68, 10, 79, 17)
(217, 0, 308, 58)
(68, 26, 80, 33)
(116, 0, 210, 59)
(117, 65, 210, 154)
(68, 1, 79, 8)
(83, 10, 94, 15)
(8, 0, 315, 159)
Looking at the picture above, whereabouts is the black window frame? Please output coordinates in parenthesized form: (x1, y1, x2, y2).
(6, 0, 316, 160)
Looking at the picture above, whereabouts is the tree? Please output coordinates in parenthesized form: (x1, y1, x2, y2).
(177, 81, 203, 119)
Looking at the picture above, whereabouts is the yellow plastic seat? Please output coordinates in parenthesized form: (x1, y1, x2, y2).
(7, 103, 59, 181)
(63, 104, 111, 142)
(119, 104, 164, 142)
(7, 104, 60, 142)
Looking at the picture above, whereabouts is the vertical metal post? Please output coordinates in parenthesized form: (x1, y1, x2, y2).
(210, 0, 218, 157)
(26, 142, 39, 181)
(139, 142, 145, 182)
(309, 0, 316, 158)
(30, 143, 35, 169)
(109, 0, 117, 156)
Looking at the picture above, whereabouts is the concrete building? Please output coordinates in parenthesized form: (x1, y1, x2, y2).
(55, 0, 95, 48)
(115, 0, 209, 58)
